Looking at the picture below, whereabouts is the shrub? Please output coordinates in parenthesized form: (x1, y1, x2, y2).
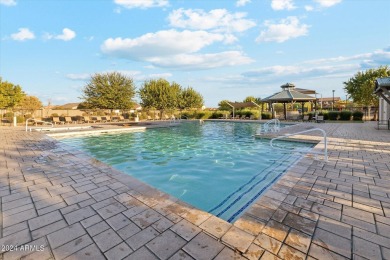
(2, 112, 25, 123)
(339, 111, 352, 121)
(210, 112, 223, 119)
(4, 112, 14, 117)
(194, 111, 213, 119)
(244, 111, 253, 118)
(352, 111, 364, 121)
(307, 112, 315, 121)
(51, 113, 59, 117)
(261, 112, 272, 119)
(181, 111, 195, 119)
(327, 111, 339, 120)
(318, 111, 329, 120)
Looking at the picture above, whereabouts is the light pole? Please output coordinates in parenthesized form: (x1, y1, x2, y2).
(332, 90, 335, 111)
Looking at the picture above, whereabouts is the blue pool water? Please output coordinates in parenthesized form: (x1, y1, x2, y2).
(60, 121, 313, 222)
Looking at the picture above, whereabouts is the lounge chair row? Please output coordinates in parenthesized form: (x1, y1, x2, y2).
(147, 115, 176, 120)
(31, 116, 129, 125)
(218, 115, 256, 120)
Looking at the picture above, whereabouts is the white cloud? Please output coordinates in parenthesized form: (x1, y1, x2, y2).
(147, 51, 254, 69)
(66, 71, 173, 82)
(84, 36, 94, 41)
(0, 0, 16, 6)
(242, 64, 358, 78)
(11, 28, 35, 41)
(256, 17, 309, 43)
(45, 28, 76, 41)
(55, 28, 76, 41)
(66, 73, 90, 80)
(114, 0, 168, 9)
(358, 48, 390, 69)
(304, 5, 314, 11)
(101, 29, 254, 69)
(240, 47, 390, 82)
(236, 0, 251, 7)
(101, 29, 226, 59)
(314, 0, 342, 7)
(168, 9, 256, 34)
(271, 0, 296, 10)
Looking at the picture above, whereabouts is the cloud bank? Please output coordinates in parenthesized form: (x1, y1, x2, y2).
(101, 29, 253, 69)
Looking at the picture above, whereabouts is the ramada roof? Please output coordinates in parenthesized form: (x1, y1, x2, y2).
(262, 83, 316, 102)
(375, 77, 390, 92)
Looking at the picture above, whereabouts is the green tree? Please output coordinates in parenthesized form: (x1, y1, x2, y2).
(179, 86, 204, 110)
(243, 96, 262, 105)
(344, 66, 390, 120)
(218, 100, 232, 111)
(81, 72, 136, 111)
(17, 95, 43, 115)
(0, 78, 25, 109)
(139, 78, 180, 114)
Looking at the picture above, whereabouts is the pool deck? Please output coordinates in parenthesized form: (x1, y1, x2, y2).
(0, 122, 389, 259)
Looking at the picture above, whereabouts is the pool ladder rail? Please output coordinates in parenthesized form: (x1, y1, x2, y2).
(257, 119, 281, 135)
(270, 128, 328, 162)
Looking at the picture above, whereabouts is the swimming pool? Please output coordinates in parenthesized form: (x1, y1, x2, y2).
(60, 121, 313, 222)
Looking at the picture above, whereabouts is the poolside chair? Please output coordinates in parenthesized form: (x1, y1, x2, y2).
(1, 117, 11, 126)
(103, 116, 111, 122)
(155, 115, 161, 120)
(52, 117, 64, 125)
(33, 117, 42, 126)
(118, 116, 126, 122)
(81, 116, 94, 123)
(91, 116, 101, 123)
(316, 115, 325, 123)
(164, 114, 170, 120)
(302, 115, 310, 122)
(64, 117, 75, 124)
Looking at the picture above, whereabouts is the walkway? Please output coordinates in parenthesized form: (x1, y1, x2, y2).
(0, 122, 389, 259)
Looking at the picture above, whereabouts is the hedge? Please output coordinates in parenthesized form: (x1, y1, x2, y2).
(352, 111, 364, 121)
(339, 111, 352, 121)
(327, 111, 339, 120)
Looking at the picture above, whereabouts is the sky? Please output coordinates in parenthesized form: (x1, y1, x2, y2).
(1, 0, 389, 107)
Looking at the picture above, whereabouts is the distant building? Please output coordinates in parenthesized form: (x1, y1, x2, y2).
(53, 103, 80, 110)
(374, 77, 390, 123)
(317, 97, 341, 108)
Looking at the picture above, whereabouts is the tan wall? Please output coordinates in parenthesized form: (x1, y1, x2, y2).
(32, 109, 113, 118)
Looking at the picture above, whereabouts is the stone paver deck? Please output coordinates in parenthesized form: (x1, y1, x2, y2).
(0, 122, 389, 259)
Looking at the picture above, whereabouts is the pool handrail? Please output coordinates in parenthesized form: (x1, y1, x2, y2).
(270, 128, 328, 162)
(25, 118, 53, 132)
(260, 118, 281, 134)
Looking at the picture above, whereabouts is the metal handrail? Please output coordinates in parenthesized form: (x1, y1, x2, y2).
(259, 118, 280, 134)
(270, 128, 328, 162)
(25, 118, 53, 132)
